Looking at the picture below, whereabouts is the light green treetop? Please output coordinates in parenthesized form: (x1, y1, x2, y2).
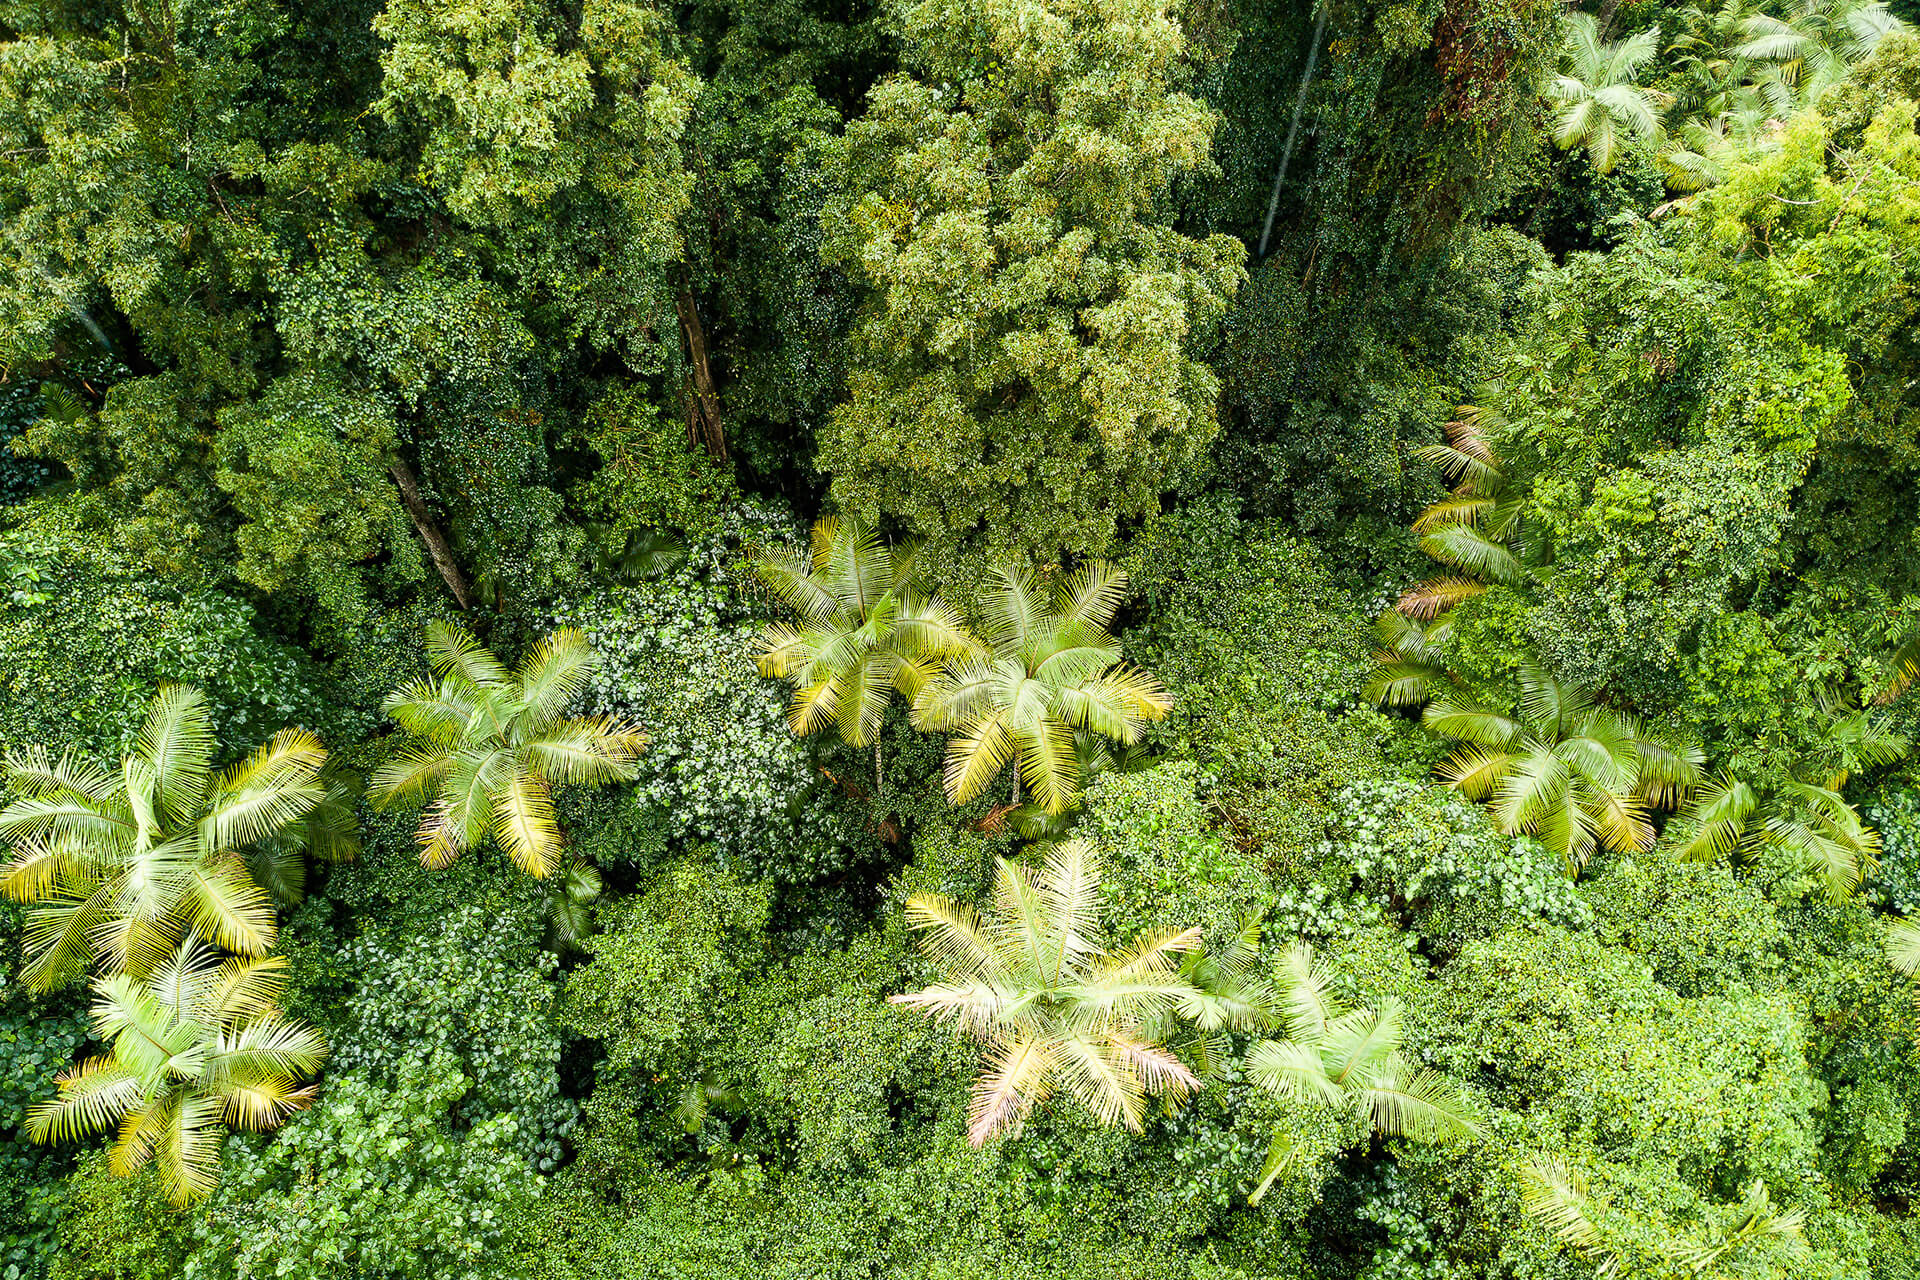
(820, 0, 1247, 564)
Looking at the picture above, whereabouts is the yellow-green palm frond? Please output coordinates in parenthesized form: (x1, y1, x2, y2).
(1876, 628, 1920, 705)
(1676, 771, 1757, 861)
(1052, 560, 1129, 643)
(944, 714, 1017, 806)
(1396, 577, 1485, 621)
(207, 953, 289, 1020)
(821, 516, 892, 619)
(425, 620, 512, 689)
(26, 1055, 141, 1143)
(524, 719, 646, 784)
(1016, 714, 1081, 816)
(968, 1034, 1055, 1145)
(368, 747, 456, 810)
(18, 873, 118, 991)
(1521, 1156, 1611, 1262)
(1420, 524, 1524, 585)
(1362, 1052, 1483, 1142)
(3, 746, 123, 805)
(1053, 1033, 1148, 1132)
(136, 685, 215, 822)
(1411, 496, 1495, 534)
(492, 767, 560, 879)
(985, 564, 1047, 657)
(1246, 1037, 1343, 1106)
(516, 626, 601, 722)
(901, 891, 1000, 980)
(382, 677, 479, 743)
(1889, 917, 1920, 978)
(154, 1093, 226, 1206)
(1037, 840, 1102, 970)
(181, 859, 278, 957)
(1, 834, 94, 904)
(753, 539, 839, 623)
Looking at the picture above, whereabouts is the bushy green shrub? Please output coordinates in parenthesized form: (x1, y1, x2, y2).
(1124, 513, 1401, 868)
(1585, 855, 1783, 997)
(46, 1154, 189, 1280)
(185, 1054, 540, 1280)
(0, 999, 87, 1280)
(0, 519, 326, 757)
(1083, 762, 1268, 949)
(329, 895, 576, 1172)
(1318, 780, 1590, 955)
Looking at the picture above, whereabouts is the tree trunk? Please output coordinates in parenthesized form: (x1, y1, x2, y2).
(874, 738, 884, 799)
(388, 459, 474, 611)
(1011, 769, 1021, 806)
(675, 290, 727, 463)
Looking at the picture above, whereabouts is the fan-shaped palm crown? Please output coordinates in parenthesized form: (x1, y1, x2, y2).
(371, 622, 644, 879)
(889, 840, 1209, 1145)
(753, 517, 978, 789)
(1549, 13, 1668, 173)
(28, 940, 327, 1205)
(0, 685, 355, 991)
(915, 562, 1170, 815)
(1245, 943, 1481, 1203)
(1426, 666, 1702, 873)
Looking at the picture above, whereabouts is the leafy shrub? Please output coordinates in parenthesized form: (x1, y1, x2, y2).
(330, 897, 576, 1172)
(0, 1000, 87, 1280)
(1125, 513, 1400, 868)
(0, 522, 327, 758)
(185, 1054, 540, 1280)
(1083, 763, 1270, 949)
(46, 1153, 189, 1280)
(1585, 855, 1783, 997)
(1317, 780, 1590, 955)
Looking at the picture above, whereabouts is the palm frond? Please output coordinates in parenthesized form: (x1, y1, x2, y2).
(968, 1035, 1055, 1145)
(137, 685, 215, 821)
(516, 626, 601, 722)
(424, 620, 512, 689)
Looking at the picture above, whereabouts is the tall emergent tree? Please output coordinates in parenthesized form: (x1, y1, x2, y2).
(915, 562, 1170, 815)
(1245, 943, 1481, 1203)
(27, 943, 327, 1206)
(753, 517, 978, 794)
(0, 686, 355, 991)
(820, 0, 1248, 563)
(372, 623, 645, 878)
(890, 840, 1206, 1144)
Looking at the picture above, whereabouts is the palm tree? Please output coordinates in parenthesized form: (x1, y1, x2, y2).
(371, 622, 645, 879)
(1549, 13, 1669, 173)
(1679, 707, 1906, 899)
(1407, 406, 1531, 599)
(1736, 0, 1906, 101)
(27, 941, 327, 1205)
(0, 686, 355, 991)
(1425, 666, 1703, 873)
(752, 516, 977, 795)
(889, 840, 1209, 1144)
(915, 562, 1171, 815)
(1888, 917, 1920, 1037)
(1245, 943, 1480, 1204)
